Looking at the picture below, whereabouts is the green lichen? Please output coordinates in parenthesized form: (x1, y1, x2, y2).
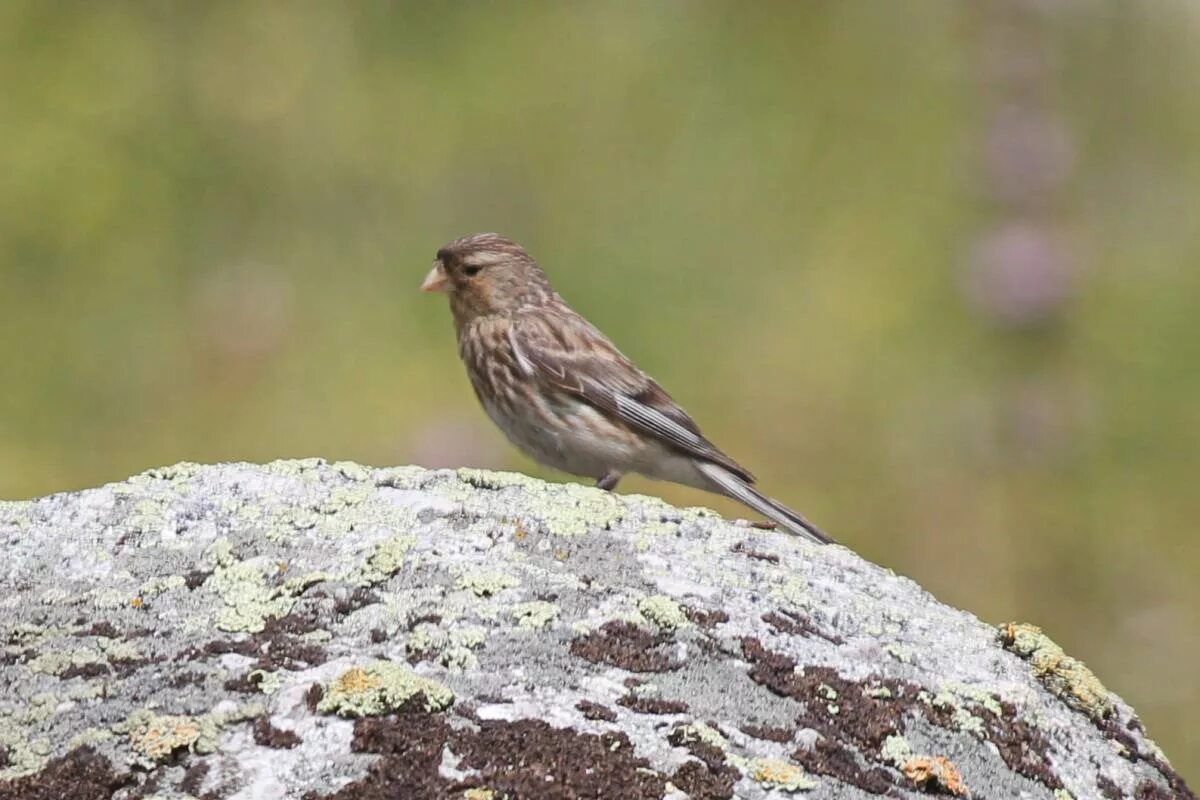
(512, 601, 559, 630)
(318, 661, 454, 717)
(999, 622, 1113, 721)
(0, 729, 44, 779)
(517, 481, 626, 537)
(141, 462, 203, 483)
(27, 648, 104, 677)
(880, 734, 914, 766)
(66, 728, 115, 751)
(249, 669, 283, 694)
(356, 534, 416, 585)
(123, 703, 264, 766)
(406, 624, 485, 670)
(456, 468, 541, 490)
(139, 575, 187, 599)
(637, 595, 689, 630)
(90, 587, 136, 610)
(97, 638, 142, 663)
(456, 568, 519, 598)
(334, 461, 372, 482)
(207, 557, 297, 633)
(925, 690, 985, 736)
(316, 484, 373, 516)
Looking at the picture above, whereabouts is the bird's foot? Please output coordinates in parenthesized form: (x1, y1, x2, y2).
(596, 471, 623, 492)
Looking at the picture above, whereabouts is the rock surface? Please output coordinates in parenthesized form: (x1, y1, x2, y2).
(0, 460, 1191, 800)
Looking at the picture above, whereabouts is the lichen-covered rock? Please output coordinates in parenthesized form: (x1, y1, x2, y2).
(0, 460, 1192, 799)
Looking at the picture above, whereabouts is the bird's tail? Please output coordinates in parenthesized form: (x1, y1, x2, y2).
(696, 462, 833, 545)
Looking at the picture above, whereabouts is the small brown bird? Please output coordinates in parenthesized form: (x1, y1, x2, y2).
(421, 233, 832, 544)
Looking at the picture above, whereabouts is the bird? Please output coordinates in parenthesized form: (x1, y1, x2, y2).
(420, 233, 832, 545)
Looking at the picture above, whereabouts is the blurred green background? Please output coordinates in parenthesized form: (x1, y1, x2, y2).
(1, 0, 1197, 780)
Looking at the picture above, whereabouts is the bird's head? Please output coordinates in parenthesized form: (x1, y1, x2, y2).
(422, 233, 554, 321)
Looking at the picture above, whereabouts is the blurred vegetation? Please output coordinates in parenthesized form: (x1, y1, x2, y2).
(1, 0, 1197, 780)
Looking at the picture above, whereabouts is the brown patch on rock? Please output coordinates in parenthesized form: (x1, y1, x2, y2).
(73, 621, 121, 638)
(617, 694, 689, 715)
(179, 761, 210, 797)
(252, 717, 302, 749)
(793, 738, 894, 795)
(740, 723, 794, 743)
(406, 613, 442, 630)
(902, 755, 967, 796)
(576, 700, 618, 722)
(732, 540, 780, 564)
(333, 588, 381, 617)
(666, 724, 741, 799)
(453, 719, 666, 800)
(304, 682, 325, 712)
(762, 610, 845, 645)
(304, 713, 453, 800)
(741, 637, 1073, 794)
(1099, 718, 1195, 800)
(169, 669, 208, 689)
(183, 569, 213, 590)
(742, 639, 914, 753)
(570, 620, 680, 672)
(971, 700, 1063, 790)
(1096, 775, 1123, 799)
(683, 607, 730, 629)
(0, 746, 135, 800)
(58, 662, 112, 680)
(672, 759, 737, 800)
(1135, 779, 1182, 800)
(224, 671, 264, 694)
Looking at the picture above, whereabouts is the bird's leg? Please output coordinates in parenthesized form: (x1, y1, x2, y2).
(596, 471, 623, 492)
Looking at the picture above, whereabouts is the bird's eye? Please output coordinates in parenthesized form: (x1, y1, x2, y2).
(462, 265, 482, 277)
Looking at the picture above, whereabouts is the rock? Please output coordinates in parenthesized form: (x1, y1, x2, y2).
(0, 460, 1191, 799)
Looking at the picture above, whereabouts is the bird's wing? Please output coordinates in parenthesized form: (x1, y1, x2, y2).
(511, 309, 755, 482)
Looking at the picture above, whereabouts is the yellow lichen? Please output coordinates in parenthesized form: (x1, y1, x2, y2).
(750, 758, 816, 792)
(901, 756, 967, 797)
(128, 714, 202, 761)
(999, 622, 1112, 721)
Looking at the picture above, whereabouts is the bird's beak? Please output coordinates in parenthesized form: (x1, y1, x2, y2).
(421, 263, 449, 293)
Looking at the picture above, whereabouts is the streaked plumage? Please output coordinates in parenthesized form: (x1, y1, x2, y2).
(421, 232, 832, 544)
